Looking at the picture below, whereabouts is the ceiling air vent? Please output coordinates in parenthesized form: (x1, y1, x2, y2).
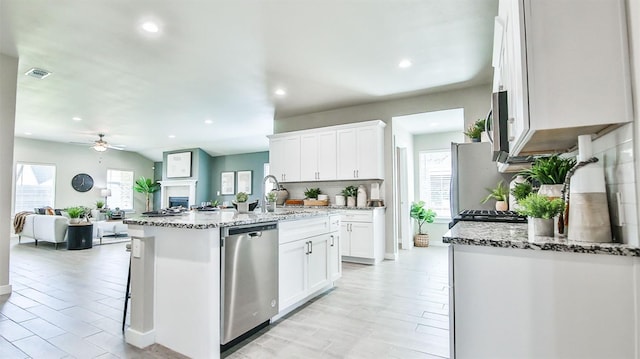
(25, 67, 52, 79)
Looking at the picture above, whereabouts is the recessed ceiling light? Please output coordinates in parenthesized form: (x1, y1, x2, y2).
(204, 119, 213, 125)
(168, 135, 176, 139)
(398, 59, 412, 68)
(72, 117, 82, 121)
(274, 88, 286, 96)
(141, 21, 159, 33)
(24, 132, 32, 135)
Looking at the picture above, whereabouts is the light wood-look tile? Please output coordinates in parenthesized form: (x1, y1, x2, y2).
(3, 236, 449, 358)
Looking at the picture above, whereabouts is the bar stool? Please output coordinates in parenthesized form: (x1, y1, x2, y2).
(122, 242, 132, 332)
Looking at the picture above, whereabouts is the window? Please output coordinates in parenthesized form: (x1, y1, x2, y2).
(107, 169, 134, 210)
(418, 150, 452, 219)
(14, 163, 56, 213)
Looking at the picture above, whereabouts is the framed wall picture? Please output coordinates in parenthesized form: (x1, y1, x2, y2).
(220, 171, 235, 195)
(237, 170, 252, 194)
(166, 152, 192, 178)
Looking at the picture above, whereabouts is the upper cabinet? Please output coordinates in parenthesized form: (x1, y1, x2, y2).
(336, 124, 385, 180)
(300, 130, 337, 181)
(493, 0, 632, 156)
(269, 135, 301, 182)
(269, 120, 385, 183)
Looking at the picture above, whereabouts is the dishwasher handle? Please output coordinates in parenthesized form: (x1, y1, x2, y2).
(248, 231, 262, 238)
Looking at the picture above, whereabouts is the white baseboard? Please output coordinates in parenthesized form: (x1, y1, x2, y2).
(125, 328, 156, 348)
(384, 252, 398, 261)
(0, 284, 12, 296)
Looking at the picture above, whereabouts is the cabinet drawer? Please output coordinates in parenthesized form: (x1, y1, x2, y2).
(279, 216, 330, 244)
(341, 211, 372, 223)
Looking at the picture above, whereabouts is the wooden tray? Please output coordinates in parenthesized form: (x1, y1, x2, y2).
(303, 199, 329, 206)
(285, 199, 304, 206)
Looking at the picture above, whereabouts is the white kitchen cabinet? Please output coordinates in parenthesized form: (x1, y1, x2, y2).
(269, 135, 300, 182)
(328, 215, 341, 281)
(494, 0, 632, 157)
(340, 208, 385, 264)
(300, 130, 337, 181)
(336, 123, 384, 180)
(278, 215, 339, 315)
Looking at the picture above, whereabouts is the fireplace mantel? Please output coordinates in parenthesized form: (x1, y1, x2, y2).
(159, 180, 197, 208)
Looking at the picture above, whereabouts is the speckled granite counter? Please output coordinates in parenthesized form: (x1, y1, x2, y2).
(283, 205, 385, 210)
(123, 208, 341, 229)
(444, 221, 640, 257)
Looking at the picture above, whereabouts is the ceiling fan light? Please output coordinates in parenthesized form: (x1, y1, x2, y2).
(93, 144, 108, 152)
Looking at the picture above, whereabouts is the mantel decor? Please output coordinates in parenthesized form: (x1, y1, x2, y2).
(221, 171, 235, 195)
(237, 170, 252, 194)
(166, 152, 192, 178)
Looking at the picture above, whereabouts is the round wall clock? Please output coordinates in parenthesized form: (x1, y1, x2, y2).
(71, 173, 94, 192)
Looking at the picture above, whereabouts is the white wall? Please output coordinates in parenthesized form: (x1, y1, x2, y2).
(276, 84, 492, 259)
(413, 131, 464, 246)
(628, 0, 640, 247)
(13, 137, 155, 214)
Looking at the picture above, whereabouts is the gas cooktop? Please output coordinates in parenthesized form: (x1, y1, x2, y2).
(449, 209, 528, 228)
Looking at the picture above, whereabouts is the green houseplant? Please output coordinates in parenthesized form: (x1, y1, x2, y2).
(516, 193, 565, 238)
(266, 192, 277, 212)
(304, 188, 321, 199)
(235, 192, 249, 213)
(342, 185, 358, 207)
(410, 201, 437, 247)
(66, 206, 84, 224)
(520, 155, 576, 199)
(95, 200, 105, 210)
(134, 176, 160, 212)
(481, 180, 509, 211)
(464, 118, 486, 142)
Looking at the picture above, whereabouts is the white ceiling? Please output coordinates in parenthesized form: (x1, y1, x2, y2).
(393, 108, 465, 134)
(0, 0, 498, 161)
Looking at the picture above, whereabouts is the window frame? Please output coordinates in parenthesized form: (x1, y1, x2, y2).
(106, 168, 135, 211)
(14, 162, 57, 214)
(418, 149, 452, 221)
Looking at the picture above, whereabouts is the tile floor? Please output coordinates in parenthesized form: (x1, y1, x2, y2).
(1, 237, 449, 358)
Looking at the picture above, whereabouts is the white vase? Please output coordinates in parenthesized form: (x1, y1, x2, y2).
(236, 202, 249, 214)
(538, 184, 564, 199)
(347, 196, 356, 207)
(335, 195, 346, 206)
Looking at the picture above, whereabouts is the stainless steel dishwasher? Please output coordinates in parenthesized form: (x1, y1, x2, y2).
(220, 222, 278, 346)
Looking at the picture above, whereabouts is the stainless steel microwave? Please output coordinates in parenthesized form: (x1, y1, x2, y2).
(489, 91, 509, 162)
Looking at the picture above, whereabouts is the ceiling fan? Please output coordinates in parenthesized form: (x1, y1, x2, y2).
(87, 134, 125, 152)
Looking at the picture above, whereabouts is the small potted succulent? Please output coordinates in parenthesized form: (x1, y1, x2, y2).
(235, 192, 249, 213)
(95, 200, 105, 210)
(303, 188, 321, 199)
(342, 185, 358, 207)
(481, 180, 509, 211)
(66, 206, 84, 224)
(464, 118, 486, 142)
(266, 192, 277, 212)
(516, 193, 565, 239)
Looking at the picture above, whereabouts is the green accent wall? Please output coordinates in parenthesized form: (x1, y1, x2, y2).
(196, 149, 212, 204)
(210, 151, 269, 203)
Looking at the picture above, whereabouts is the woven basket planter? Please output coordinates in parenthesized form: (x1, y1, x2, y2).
(414, 233, 429, 247)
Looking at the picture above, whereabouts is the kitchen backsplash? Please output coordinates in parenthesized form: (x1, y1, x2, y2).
(281, 180, 385, 204)
(590, 123, 637, 246)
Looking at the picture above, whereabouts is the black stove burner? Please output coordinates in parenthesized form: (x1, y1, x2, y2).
(449, 209, 527, 228)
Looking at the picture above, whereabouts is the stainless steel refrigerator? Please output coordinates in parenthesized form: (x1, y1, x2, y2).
(450, 142, 513, 217)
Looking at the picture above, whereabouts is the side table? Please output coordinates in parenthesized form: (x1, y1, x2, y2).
(67, 223, 93, 250)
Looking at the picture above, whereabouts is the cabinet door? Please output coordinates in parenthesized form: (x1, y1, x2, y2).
(340, 222, 351, 256)
(270, 135, 301, 182)
(336, 129, 357, 180)
(328, 232, 342, 281)
(307, 235, 329, 294)
(349, 222, 374, 259)
(316, 131, 337, 180)
(355, 126, 383, 179)
(299, 133, 319, 181)
(278, 240, 308, 311)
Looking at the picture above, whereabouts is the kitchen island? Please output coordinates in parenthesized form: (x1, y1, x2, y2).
(444, 222, 640, 359)
(123, 208, 341, 359)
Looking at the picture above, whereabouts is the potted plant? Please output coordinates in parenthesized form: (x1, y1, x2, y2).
(520, 155, 576, 198)
(510, 181, 533, 211)
(134, 176, 160, 212)
(95, 200, 105, 210)
(235, 192, 249, 213)
(265, 192, 277, 212)
(464, 118, 486, 142)
(66, 206, 84, 224)
(342, 185, 358, 207)
(303, 188, 321, 199)
(481, 180, 509, 211)
(410, 201, 437, 247)
(516, 193, 565, 238)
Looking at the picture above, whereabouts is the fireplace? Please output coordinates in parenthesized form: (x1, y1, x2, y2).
(159, 180, 197, 209)
(169, 196, 189, 208)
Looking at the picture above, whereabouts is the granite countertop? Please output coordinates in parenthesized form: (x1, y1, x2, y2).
(284, 205, 385, 210)
(444, 221, 640, 257)
(123, 208, 341, 229)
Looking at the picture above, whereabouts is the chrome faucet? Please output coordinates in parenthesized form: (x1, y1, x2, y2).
(261, 175, 280, 213)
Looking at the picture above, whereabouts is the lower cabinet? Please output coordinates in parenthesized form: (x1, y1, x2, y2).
(278, 215, 342, 314)
(340, 208, 385, 264)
